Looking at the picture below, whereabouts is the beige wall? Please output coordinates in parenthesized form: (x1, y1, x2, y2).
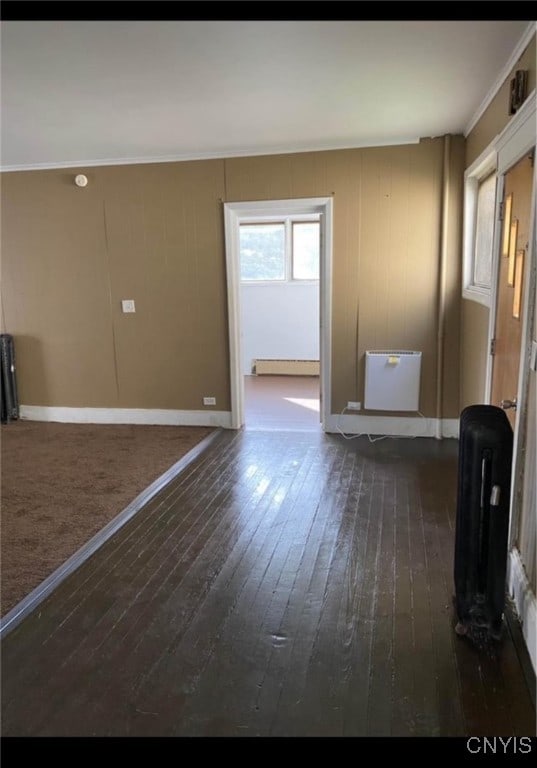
(100, 162, 229, 410)
(226, 139, 463, 417)
(461, 33, 536, 409)
(1, 138, 463, 418)
(1, 170, 118, 407)
(1, 161, 229, 410)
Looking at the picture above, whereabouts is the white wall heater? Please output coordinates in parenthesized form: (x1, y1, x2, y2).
(364, 350, 422, 411)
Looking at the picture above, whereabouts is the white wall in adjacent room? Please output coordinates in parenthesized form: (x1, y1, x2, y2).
(240, 282, 319, 375)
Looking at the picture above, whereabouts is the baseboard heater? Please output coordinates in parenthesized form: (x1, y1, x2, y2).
(254, 359, 320, 376)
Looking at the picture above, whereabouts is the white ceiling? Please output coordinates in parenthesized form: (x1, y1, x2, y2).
(0, 20, 533, 170)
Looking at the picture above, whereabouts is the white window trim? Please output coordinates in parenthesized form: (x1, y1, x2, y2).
(462, 147, 498, 306)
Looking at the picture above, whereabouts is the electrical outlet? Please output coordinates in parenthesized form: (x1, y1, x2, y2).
(203, 396, 216, 406)
(347, 401, 361, 411)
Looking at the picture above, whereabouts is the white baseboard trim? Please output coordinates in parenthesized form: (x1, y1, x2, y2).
(325, 414, 459, 439)
(441, 419, 460, 438)
(19, 407, 459, 437)
(508, 548, 537, 675)
(19, 405, 233, 429)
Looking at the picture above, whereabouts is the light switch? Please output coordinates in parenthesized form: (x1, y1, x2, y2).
(122, 299, 136, 313)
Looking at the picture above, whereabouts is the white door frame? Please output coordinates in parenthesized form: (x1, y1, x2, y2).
(486, 92, 536, 405)
(484, 91, 536, 550)
(224, 196, 333, 430)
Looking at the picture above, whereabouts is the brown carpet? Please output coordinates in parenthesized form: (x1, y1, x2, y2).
(0, 420, 214, 616)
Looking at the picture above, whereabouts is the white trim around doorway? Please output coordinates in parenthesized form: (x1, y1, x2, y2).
(485, 91, 536, 406)
(224, 197, 333, 431)
(482, 93, 536, 554)
(479, 93, 536, 669)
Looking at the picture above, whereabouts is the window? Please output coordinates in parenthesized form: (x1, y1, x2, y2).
(239, 224, 285, 281)
(463, 149, 498, 305)
(240, 217, 320, 282)
(473, 172, 496, 288)
(292, 222, 320, 280)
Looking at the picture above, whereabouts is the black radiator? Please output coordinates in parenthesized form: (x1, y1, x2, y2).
(1, 333, 19, 424)
(454, 404, 513, 642)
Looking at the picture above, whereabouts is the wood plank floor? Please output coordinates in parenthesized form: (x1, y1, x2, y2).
(1, 429, 535, 737)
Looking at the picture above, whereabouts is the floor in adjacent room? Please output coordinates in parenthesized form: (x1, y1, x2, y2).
(243, 374, 321, 431)
(1, 426, 534, 736)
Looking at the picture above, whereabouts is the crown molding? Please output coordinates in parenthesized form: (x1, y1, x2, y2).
(0, 137, 419, 173)
(464, 21, 536, 138)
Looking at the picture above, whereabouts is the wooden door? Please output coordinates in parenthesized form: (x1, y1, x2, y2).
(490, 152, 533, 428)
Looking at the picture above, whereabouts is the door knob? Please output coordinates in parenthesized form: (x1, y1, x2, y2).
(501, 398, 517, 410)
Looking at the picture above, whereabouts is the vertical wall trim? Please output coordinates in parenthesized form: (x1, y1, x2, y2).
(436, 135, 451, 438)
(223, 158, 228, 202)
(0, 285, 7, 332)
(102, 199, 121, 402)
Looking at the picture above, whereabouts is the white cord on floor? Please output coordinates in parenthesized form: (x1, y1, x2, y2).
(336, 407, 429, 442)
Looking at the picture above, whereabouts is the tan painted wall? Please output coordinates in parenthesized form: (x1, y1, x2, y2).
(1, 170, 118, 407)
(100, 162, 229, 410)
(1, 161, 229, 410)
(226, 139, 462, 417)
(1, 139, 463, 418)
(461, 33, 536, 409)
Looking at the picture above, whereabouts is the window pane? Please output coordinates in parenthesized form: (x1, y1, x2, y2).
(473, 173, 496, 288)
(240, 223, 285, 280)
(292, 222, 320, 280)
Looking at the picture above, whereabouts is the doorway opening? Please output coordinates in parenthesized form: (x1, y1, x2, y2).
(224, 197, 333, 431)
(243, 372, 321, 432)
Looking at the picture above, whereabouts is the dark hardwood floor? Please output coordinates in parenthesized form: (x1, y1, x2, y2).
(1, 429, 535, 737)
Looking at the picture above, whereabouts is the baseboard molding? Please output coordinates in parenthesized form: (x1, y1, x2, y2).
(507, 548, 537, 676)
(325, 414, 459, 439)
(19, 405, 233, 428)
(19, 407, 459, 438)
(0, 428, 226, 638)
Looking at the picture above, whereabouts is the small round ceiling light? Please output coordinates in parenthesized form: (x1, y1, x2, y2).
(75, 174, 88, 187)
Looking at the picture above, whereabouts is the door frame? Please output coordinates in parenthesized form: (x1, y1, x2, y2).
(224, 196, 333, 430)
(485, 91, 536, 548)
